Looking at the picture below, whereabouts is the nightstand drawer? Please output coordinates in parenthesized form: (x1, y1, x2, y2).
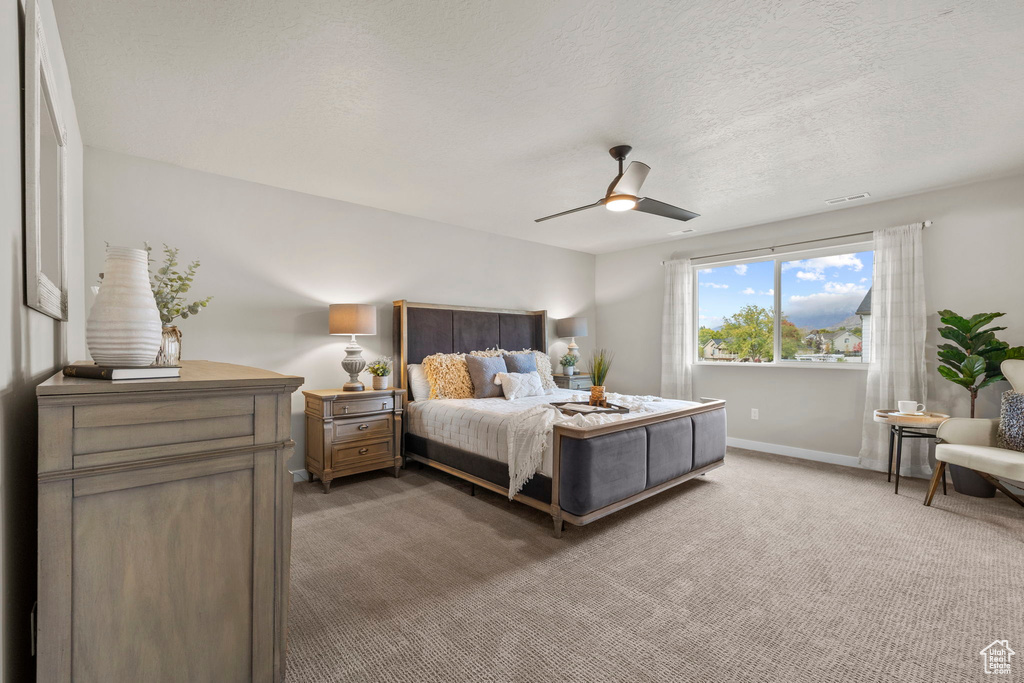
(331, 396, 394, 417)
(332, 415, 393, 442)
(331, 439, 393, 469)
(554, 374, 592, 390)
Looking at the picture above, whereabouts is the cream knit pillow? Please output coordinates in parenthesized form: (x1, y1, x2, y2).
(421, 353, 474, 400)
(470, 348, 506, 358)
(494, 371, 546, 400)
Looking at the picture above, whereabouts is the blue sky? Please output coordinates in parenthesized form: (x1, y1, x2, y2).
(697, 250, 874, 330)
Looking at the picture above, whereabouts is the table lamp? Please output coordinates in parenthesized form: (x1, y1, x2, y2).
(556, 317, 588, 358)
(329, 304, 377, 391)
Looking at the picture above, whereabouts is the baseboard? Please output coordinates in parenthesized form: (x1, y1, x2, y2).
(727, 437, 861, 469)
(292, 469, 310, 483)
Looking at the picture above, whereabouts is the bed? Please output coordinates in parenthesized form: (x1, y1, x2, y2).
(393, 300, 727, 537)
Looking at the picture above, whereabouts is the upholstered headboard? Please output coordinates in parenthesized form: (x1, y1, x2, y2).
(393, 300, 547, 390)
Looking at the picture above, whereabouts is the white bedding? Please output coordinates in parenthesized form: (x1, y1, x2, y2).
(407, 390, 701, 496)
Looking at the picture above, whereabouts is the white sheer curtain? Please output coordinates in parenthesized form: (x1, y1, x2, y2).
(661, 259, 694, 401)
(859, 224, 929, 476)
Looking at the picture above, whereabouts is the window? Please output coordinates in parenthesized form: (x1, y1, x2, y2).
(697, 260, 775, 362)
(695, 246, 873, 365)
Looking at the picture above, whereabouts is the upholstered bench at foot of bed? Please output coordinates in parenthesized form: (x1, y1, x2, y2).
(558, 409, 727, 517)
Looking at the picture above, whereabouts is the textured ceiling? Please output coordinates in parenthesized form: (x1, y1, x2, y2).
(53, 0, 1024, 254)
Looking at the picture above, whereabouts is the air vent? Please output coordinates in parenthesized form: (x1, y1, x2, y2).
(825, 192, 871, 206)
(667, 228, 696, 236)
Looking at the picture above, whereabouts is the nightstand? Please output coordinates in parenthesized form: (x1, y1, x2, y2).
(303, 388, 406, 493)
(553, 373, 593, 391)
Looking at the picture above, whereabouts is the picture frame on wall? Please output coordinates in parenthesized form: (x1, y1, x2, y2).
(23, 0, 69, 321)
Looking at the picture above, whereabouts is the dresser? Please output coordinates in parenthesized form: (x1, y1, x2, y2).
(36, 361, 303, 683)
(553, 373, 593, 391)
(303, 388, 405, 492)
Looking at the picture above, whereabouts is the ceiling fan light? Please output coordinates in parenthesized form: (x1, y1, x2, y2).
(605, 195, 637, 212)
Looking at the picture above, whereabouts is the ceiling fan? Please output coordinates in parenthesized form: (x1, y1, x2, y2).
(535, 145, 699, 223)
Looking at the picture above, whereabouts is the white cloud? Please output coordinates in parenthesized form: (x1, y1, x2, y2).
(700, 282, 729, 289)
(742, 287, 755, 295)
(786, 283, 867, 319)
(763, 289, 774, 296)
(783, 254, 864, 274)
(796, 271, 824, 281)
(699, 268, 713, 274)
(734, 264, 748, 275)
(823, 282, 863, 295)
(860, 277, 869, 283)
(699, 315, 724, 328)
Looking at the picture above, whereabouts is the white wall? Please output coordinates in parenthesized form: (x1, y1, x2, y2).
(1, 1, 84, 679)
(83, 148, 597, 474)
(596, 174, 1024, 461)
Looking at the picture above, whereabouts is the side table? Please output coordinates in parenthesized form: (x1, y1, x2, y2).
(873, 410, 950, 495)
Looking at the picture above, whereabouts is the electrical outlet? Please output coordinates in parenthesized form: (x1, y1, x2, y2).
(751, 408, 759, 420)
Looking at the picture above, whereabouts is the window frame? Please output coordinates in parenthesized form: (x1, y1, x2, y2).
(692, 240, 873, 369)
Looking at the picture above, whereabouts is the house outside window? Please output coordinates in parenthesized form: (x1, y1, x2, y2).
(694, 244, 873, 365)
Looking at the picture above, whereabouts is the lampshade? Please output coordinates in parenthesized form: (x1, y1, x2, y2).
(556, 317, 588, 338)
(329, 304, 377, 336)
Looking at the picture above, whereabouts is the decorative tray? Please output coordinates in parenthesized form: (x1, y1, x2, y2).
(551, 401, 629, 415)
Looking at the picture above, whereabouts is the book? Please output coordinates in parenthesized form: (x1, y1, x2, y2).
(560, 404, 602, 414)
(63, 363, 181, 380)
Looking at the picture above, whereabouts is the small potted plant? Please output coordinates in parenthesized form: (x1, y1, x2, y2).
(366, 357, 393, 390)
(561, 353, 580, 376)
(147, 244, 213, 367)
(588, 349, 613, 407)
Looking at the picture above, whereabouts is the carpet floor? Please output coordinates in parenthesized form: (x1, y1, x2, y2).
(286, 449, 1023, 682)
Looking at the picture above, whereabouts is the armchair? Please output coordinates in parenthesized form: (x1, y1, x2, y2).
(925, 360, 1024, 509)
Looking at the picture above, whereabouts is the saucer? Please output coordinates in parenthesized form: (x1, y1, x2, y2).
(896, 411, 924, 416)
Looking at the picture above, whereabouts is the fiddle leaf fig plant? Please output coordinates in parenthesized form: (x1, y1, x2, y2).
(936, 310, 1024, 417)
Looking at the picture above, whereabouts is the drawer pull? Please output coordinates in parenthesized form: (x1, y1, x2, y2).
(359, 448, 369, 455)
(358, 423, 369, 431)
(343, 405, 350, 414)
(382, 401, 388, 409)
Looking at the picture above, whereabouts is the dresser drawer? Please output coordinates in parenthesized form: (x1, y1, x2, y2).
(332, 415, 393, 443)
(331, 396, 394, 417)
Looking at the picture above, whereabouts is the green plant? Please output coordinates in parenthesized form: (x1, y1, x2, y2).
(936, 310, 1024, 417)
(588, 349, 614, 387)
(147, 244, 213, 325)
(366, 357, 392, 377)
(561, 354, 579, 367)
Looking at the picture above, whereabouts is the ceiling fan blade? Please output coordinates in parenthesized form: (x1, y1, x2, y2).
(634, 197, 699, 222)
(534, 199, 604, 222)
(610, 161, 651, 196)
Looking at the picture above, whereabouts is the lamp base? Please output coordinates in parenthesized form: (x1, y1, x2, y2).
(341, 336, 367, 392)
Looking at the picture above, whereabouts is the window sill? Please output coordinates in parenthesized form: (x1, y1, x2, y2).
(693, 361, 869, 370)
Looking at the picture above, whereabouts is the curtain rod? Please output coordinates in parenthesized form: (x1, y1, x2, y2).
(661, 220, 932, 265)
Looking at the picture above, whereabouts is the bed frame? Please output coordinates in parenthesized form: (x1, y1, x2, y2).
(393, 300, 727, 537)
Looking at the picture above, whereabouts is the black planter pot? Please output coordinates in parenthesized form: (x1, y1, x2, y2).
(949, 464, 996, 498)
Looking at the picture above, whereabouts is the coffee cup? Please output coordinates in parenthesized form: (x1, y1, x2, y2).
(898, 401, 925, 414)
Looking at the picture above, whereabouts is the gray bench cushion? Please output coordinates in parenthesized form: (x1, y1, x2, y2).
(558, 429, 647, 516)
(645, 417, 694, 487)
(692, 409, 727, 469)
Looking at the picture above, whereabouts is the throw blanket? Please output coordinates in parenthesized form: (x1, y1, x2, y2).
(505, 392, 673, 499)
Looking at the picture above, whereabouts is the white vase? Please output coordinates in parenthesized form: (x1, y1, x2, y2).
(372, 375, 390, 390)
(86, 246, 162, 366)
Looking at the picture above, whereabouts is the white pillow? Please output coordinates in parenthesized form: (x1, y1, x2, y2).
(407, 364, 432, 402)
(494, 371, 546, 401)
